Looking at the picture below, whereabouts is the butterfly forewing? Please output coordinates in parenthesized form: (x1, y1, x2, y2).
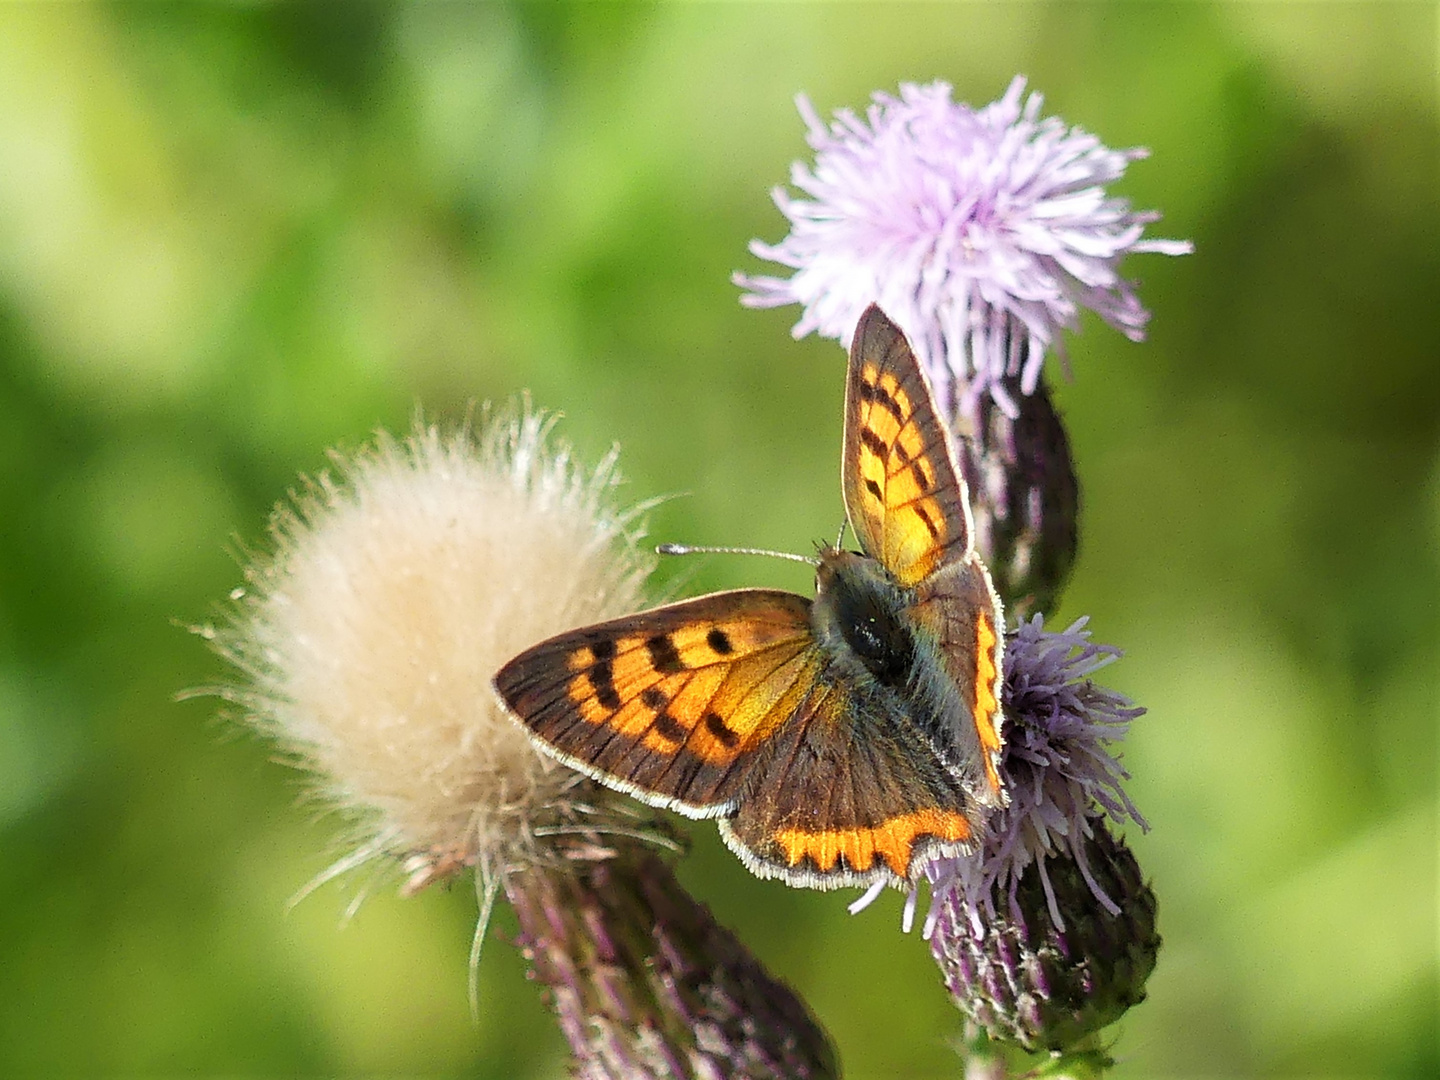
(842, 305, 1007, 808)
(843, 306, 973, 586)
(494, 589, 821, 817)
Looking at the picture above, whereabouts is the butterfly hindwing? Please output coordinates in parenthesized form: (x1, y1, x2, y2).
(910, 559, 1007, 805)
(494, 589, 822, 818)
(843, 305, 973, 587)
(719, 681, 979, 889)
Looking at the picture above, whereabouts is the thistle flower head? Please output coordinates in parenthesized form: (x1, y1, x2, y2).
(925, 615, 1148, 934)
(736, 77, 1192, 415)
(198, 404, 656, 894)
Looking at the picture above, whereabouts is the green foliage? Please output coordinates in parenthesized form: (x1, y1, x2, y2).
(0, 3, 1433, 1077)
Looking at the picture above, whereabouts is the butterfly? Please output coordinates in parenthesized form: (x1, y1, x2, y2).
(494, 305, 1006, 890)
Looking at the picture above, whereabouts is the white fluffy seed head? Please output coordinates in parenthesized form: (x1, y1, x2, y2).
(203, 403, 655, 888)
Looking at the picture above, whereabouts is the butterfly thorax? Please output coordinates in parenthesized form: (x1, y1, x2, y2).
(811, 546, 982, 779)
(811, 548, 921, 692)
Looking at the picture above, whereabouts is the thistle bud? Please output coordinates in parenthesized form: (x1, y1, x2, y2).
(916, 617, 1157, 1063)
(951, 370, 1079, 619)
(929, 823, 1158, 1053)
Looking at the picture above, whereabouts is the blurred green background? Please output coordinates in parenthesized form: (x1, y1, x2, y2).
(0, 3, 1434, 1078)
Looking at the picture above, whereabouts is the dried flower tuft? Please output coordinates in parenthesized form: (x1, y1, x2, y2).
(197, 404, 656, 898)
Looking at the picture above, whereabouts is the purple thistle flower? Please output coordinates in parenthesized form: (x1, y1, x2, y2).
(924, 615, 1148, 935)
(908, 617, 1158, 1058)
(929, 823, 1158, 1055)
(735, 77, 1191, 415)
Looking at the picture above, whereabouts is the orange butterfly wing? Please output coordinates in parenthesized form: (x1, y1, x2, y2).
(843, 305, 974, 587)
(493, 589, 822, 818)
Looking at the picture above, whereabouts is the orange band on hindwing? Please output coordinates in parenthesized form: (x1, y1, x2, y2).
(973, 611, 1002, 793)
(774, 809, 973, 876)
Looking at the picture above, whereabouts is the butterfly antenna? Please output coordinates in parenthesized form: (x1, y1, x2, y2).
(834, 518, 849, 550)
(657, 543, 819, 567)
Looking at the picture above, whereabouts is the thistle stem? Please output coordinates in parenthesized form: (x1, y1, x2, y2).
(508, 844, 838, 1080)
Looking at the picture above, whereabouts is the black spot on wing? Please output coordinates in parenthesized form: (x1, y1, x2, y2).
(652, 712, 686, 742)
(646, 635, 686, 674)
(706, 628, 733, 655)
(640, 687, 666, 710)
(859, 375, 905, 423)
(859, 427, 889, 460)
(587, 661, 621, 710)
(704, 712, 740, 748)
(883, 427, 940, 493)
(912, 501, 941, 541)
